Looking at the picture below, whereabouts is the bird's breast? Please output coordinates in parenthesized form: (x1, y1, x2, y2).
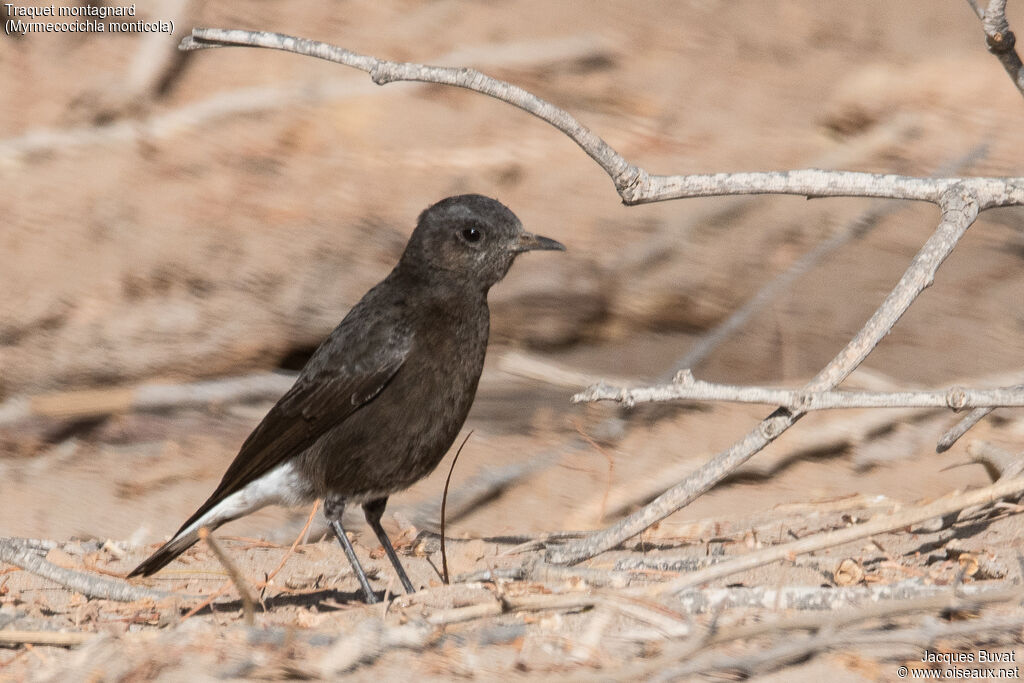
(308, 303, 490, 498)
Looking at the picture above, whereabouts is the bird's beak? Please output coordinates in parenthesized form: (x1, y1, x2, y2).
(511, 232, 566, 253)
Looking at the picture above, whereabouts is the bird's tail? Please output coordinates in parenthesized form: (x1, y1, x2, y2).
(126, 498, 243, 578)
(126, 492, 238, 578)
(126, 528, 204, 578)
(127, 461, 307, 578)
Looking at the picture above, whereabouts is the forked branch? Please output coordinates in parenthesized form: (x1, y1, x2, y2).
(549, 189, 982, 564)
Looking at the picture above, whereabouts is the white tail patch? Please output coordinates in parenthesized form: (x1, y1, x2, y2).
(170, 461, 314, 545)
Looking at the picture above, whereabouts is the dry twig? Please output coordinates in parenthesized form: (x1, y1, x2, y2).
(0, 538, 178, 602)
(956, 441, 1024, 522)
(936, 383, 1024, 452)
(198, 528, 255, 625)
(967, 441, 1024, 481)
(576, 371, 1024, 412)
(937, 406, 997, 452)
(264, 500, 321, 586)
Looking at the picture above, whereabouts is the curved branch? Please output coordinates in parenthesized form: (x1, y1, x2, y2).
(181, 29, 639, 195)
(180, 29, 1024, 207)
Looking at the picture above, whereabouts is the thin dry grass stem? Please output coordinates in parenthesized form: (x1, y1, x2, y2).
(440, 431, 473, 585)
(180, 580, 233, 622)
(198, 527, 255, 626)
(184, 506, 322, 619)
(265, 500, 321, 584)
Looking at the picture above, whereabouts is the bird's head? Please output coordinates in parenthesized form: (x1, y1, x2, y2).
(399, 194, 565, 291)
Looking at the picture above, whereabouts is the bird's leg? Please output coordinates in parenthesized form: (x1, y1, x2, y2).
(324, 494, 379, 604)
(362, 497, 416, 594)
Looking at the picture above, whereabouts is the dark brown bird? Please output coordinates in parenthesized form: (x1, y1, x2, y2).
(128, 195, 564, 602)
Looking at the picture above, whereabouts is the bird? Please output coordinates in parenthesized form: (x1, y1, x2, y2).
(127, 194, 565, 603)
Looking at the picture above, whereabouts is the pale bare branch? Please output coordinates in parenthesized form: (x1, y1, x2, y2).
(0, 538, 180, 603)
(575, 371, 1024, 412)
(179, 29, 1024, 208)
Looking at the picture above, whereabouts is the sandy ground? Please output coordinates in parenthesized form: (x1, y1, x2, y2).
(2, 1, 1024, 680)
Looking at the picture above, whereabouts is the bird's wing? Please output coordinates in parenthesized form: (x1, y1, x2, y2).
(170, 316, 413, 538)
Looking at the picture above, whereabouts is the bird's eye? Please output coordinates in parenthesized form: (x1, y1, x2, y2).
(461, 227, 482, 243)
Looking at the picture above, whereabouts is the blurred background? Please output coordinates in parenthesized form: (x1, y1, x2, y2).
(2, 1, 1023, 552)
